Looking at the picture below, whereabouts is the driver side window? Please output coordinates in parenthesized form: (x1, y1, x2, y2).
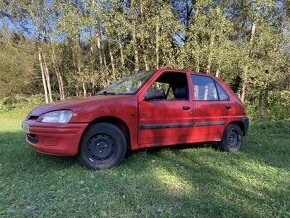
(145, 72, 189, 101)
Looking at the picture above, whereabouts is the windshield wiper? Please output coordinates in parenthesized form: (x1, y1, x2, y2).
(98, 91, 116, 95)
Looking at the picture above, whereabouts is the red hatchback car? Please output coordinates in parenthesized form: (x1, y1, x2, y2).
(23, 68, 249, 169)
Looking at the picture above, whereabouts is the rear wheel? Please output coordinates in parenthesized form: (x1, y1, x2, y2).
(219, 124, 243, 152)
(78, 123, 127, 169)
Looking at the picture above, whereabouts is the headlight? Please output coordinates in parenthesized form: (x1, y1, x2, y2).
(38, 110, 73, 123)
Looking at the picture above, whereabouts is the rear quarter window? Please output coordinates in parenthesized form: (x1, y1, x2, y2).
(215, 82, 230, 101)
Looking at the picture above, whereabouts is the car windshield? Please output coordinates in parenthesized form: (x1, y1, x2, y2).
(97, 70, 155, 95)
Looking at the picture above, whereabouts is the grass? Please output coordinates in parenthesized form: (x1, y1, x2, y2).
(0, 108, 290, 217)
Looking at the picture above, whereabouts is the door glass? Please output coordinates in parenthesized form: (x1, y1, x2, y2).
(145, 72, 189, 101)
(191, 75, 218, 101)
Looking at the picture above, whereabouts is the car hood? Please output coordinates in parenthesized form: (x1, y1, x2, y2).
(30, 95, 134, 116)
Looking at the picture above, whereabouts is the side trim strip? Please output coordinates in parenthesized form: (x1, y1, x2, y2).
(194, 121, 226, 127)
(139, 121, 225, 130)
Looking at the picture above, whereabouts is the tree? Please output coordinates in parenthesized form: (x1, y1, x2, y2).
(0, 0, 289, 120)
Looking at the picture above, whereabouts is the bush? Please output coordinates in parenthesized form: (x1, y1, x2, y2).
(267, 90, 290, 121)
(0, 94, 45, 112)
(245, 102, 260, 121)
(246, 90, 290, 121)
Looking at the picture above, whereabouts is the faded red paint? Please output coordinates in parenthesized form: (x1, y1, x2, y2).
(22, 68, 248, 156)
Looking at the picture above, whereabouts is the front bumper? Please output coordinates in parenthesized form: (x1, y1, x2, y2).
(22, 120, 88, 156)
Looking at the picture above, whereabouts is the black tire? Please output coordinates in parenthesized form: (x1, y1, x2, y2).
(219, 123, 243, 152)
(78, 122, 127, 170)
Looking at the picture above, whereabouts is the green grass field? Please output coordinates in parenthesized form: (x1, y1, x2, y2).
(0, 109, 290, 217)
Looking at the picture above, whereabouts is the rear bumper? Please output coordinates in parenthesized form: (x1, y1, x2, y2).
(241, 116, 249, 136)
(22, 120, 88, 156)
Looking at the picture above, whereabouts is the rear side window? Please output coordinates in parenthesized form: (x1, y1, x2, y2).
(191, 75, 218, 101)
(215, 82, 230, 101)
(191, 75, 230, 101)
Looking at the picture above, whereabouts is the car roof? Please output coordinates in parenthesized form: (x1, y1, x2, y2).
(157, 68, 215, 78)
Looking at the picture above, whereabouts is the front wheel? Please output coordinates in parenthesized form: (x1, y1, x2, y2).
(78, 123, 127, 170)
(219, 124, 243, 152)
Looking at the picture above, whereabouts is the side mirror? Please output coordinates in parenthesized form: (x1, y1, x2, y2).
(144, 89, 166, 101)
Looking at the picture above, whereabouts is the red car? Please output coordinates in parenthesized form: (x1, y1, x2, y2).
(23, 68, 249, 169)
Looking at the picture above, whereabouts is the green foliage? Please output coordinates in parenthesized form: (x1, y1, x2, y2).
(0, 34, 37, 99)
(245, 100, 261, 121)
(0, 94, 44, 112)
(0, 0, 289, 120)
(245, 90, 290, 121)
(268, 91, 290, 120)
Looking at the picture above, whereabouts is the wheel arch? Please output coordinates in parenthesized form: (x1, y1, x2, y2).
(80, 116, 131, 150)
(224, 121, 246, 136)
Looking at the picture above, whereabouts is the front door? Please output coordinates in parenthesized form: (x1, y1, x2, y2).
(138, 72, 194, 146)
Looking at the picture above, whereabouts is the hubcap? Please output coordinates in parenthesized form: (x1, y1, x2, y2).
(227, 130, 240, 148)
(86, 133, 115, 162)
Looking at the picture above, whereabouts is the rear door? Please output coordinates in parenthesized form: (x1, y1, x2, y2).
(190, 74, 231, 142)
(138, 72, 194, 146)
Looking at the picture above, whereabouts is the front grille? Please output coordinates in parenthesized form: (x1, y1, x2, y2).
(27, 134, 39, 144)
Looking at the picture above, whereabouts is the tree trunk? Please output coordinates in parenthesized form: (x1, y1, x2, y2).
(118, 36, 125, 70)
(96, 27, 103, 67)
(206, 34, 215, 74)
(193, 8, 200, 72)
(249, 23, 256, 51)
(241, 22, 256, 102)
(240, 79, 247, 103)
(51, 43, 65, 100)
(89, 1, 95, 71)
(101, 43, 107, 67)
(38, 47, 49, 103)
(215, 66, 221, 77)
(89, 28, 95, 70)
(76, 56, 86, 97)
(82, 81, 87, 97)
(196, 53, 200, 72)
(132, 25, 139, 71)
(42, 52, 53, 102)
(75, 84, 80, 97)
(155, 18, 160, 68)
(109, 43, 115, 80)
(140, 2, 149, 71)
(143, 54, 149, 71)
(72, 51, 79, 96)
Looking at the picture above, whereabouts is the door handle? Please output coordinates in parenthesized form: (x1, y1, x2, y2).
(225, 105, 232, 110)
(182, 106, 191, 110)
